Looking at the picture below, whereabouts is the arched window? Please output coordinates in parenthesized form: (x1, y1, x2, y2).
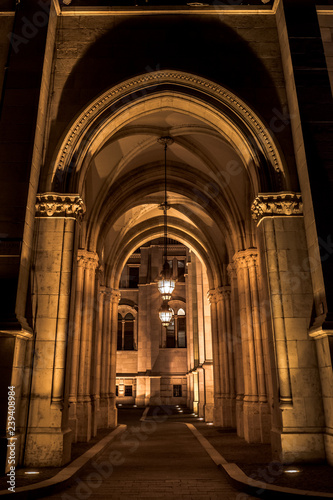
(164, 308, 186, 348)
(117, 312, 136, 350)
(178, 316, 186, 348)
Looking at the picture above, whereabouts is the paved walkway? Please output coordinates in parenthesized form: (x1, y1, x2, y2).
(42, 407, 256, 500)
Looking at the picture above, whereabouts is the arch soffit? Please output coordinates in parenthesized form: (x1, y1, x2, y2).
(89, 166, 244, 255)
(49, 71, 286, 195)
(106, 225, 217, 290)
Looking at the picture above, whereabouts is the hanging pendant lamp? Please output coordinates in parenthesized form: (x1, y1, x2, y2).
(159, 299, 173, 327)
(157, 136, 176, 302)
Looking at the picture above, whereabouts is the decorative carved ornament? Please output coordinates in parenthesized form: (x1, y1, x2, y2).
(251, 192, 303, 224)
(53, 71, 283, 181)
(232, 249, 258, 269)
(35, 193, 86, 219)
(77, 249, 99, 269)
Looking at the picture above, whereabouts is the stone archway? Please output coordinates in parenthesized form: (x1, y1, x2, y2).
(22, 70, 325, 467)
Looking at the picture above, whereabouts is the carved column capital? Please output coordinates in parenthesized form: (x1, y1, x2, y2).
(232, 249, 258, 270)
(217, 286, 231, 300)
(77, 249, 99, 269)
(35, 192, 86, 219)
(251, 192, 303, 224)
(207, 289, 218, 305)
(111, 290, 121, 304)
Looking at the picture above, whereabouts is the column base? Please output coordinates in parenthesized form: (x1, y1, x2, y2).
(91, 397, 100, 437)
(198, 402, 205, 418)
(24, 428, 72, 467)
(99, 397, 117, 429)
(271, 428, 326, 463)
(76, 400, 92, 442)
(236, 397, 244, 438)
(243, 401, 261, 443)
(204, 404, 214, 422)
(213, 398, 236, 428)
(68, 401, 78, 443)
(324, 430, 333, 466)
(108, 396, 117, 428)
(259, 401, 271, 444)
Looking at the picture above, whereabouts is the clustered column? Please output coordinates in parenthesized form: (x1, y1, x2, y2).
(75, 250, 99, 442)
(232, 249, 269, 443)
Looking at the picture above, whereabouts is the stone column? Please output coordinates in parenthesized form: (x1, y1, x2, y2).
(24, 193, 85, 466)
(252, 193, 326, 462)
(216, 287, 236, 428)
(207, 290, 222, 426)
(91, 273, 103, 437)
(76, 250, 99, 442)
(68, 252, 85, 442)
(108, 289, 121, 428)
(233, 249, 269, 443)
(227, 263, 244, 438)
(98, 287, 111, 428)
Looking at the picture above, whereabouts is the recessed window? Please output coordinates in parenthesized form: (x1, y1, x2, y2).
(125, 385, 133, 397)
(173, 385, 182, 397)
(128, 266, 139, 288)
(116, 385, 119, 396)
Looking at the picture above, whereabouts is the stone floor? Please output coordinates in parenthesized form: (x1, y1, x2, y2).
(39, 406, 257, 500)
(1, 406, 332, 498)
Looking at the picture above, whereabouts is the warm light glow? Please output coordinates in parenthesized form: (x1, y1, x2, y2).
(157, 278, 176, 301)
(159, 300, 173, 327)
(284, 469, 300, 474)
(25, 472, 40, 475)
(207, 423, 213, 425)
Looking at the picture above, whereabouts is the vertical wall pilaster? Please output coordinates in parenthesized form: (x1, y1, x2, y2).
(208, 290, 222, 426)
(233, 249, 270, 443)
(76, 250, 99, 442)
(108, 290, 121, 428)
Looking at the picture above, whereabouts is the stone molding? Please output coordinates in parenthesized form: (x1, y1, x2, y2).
(52, 71, 283, 184)
(77, 249, 99, 269)
(35, 192, 86, 219)
(251, 192, 303, 224)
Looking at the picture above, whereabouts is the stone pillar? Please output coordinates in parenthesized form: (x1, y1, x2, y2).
(227, 263, 244, 438)
(216, 287, 236, 428)
(252, 193, 326, 461)
(207, 290, 222, 426)
(68, 252, 85, 442)
(76, 250, 99, 442)
(91, 273, 103, 437)
(24, 193, 85, 466)
(98, 287, 111, 428)
(233, 249, 269, 443)
(108, 290, 121, 428)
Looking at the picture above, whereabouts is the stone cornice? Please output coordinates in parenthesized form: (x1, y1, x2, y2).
(251, 192, 303, 224)
(35, 193, 86, 219)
